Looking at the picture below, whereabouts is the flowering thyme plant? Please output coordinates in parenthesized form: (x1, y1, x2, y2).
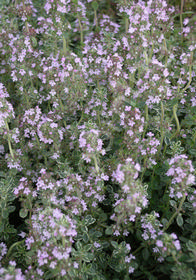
(0, 0, 196, 279)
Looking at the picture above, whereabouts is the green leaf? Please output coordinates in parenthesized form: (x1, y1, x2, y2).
(68, 267, 77, 278)
(76, 241, 83, 251)
(82, 252, 94, 262)
(19, 208, 28, 218)
(142, 248, 150, 261)
(186, 240, 196, 251)
(86, 264, 97, 275)
(101, 241, 109, 248)
(176, 214, 183, 227)
(45, 270, 57, 280)
(99, 213, 107, 222)
(84, 215, 96, 226)
(109, 257, 123, 272)
(170, 200, 177, 207)
(0, 172, 5, 178)
(92, 1, 98, 10)
(8, 205, 15, 213)
(2, 209, 9, 219)
(0, 224, 4, 232)
(83, 233, 89, 243)
(94, 231, 102, 238)
(105, 226, 113, 235)
(31, 37, 37, 47)
(84, 244, 92, 251)
(111, 241, 118, 249)
(81, 225, 88, 233)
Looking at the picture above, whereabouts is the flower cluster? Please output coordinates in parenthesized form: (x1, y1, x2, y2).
(37, 113, 64, 145)
(79, 127, 105, 163)
(0, 0, 195, 279)
(166, 154, 195, 199)
(138, 132, 160, 167)
(121, 106, 145, 151)
(111, 158, 148, 231)
(25, 206, 77, 278)
(14, 177, 36, 198)
(141, 212, 181, 262)
(0, 242, 7, 262)
(0, 265, 25, 280)
(0, 83, 15, 133)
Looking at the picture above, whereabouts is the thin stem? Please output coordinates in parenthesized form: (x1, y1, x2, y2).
(25, 21, 29, 33)
(35, 135, 40, 147)
(180, 0, 184, 42)
(132, 245, 144, 255)
(173, 104, 180, 136)
(63, 37, 66, 55)
(5, 121, 14, 159)
(93, 155, 100, 174)
(172, 252, 180, 264)
(78, 16, 83, 44)
(144, 50, 148, 65)
(141, 157, 147, 181)
(163, 193, 186, 231)
(163, 38, 168, 66)
(142, 104, 149, 138)
(6, 240, 25, 258)
(78, 111, 84, 126)
(94, 9, 98, 29)
(149, 43, 154, 61)
(125, 18, 129, 33)
(124, 0, 129, 32)
(157, 101, 165, 154)
(181, 55, 193, 94)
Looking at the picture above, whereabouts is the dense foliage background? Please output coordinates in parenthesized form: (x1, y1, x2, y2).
(0, 0, 196, 279)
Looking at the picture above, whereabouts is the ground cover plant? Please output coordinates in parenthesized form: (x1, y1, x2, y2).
(0, 0, 196, 279)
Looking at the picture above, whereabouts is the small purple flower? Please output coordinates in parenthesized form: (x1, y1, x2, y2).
(156, 240, 163, 247)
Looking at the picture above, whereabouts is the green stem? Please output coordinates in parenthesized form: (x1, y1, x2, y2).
(25, 21, 29, 33)
(129, 72, 135, 88)
(160, 183, 171, 221)
(97, 81, 100, 90)
(93, 155, 100, 174)
(78, 16, 83, 44)
(35, 135, 40, 147)
(97, 111, 101, 126)
(180, 0, 184, 43)
(162, 141, 168, 156)
(124, 0, 129, 32)
(142, 104, 149, 138)
(157, 101, 165, 154)
(163, 38, 168, 66)
(125, 18, 129, 33)
(163, 193, 186, 231)
(63, 37, 66, 55)
(94, 9, 98, 29)
(24, 89, 30, 107)
(149, 43, 154, 60)
(58, 96, 64, 112)
(144, 50, 148, 65)
(172, 252, 180, 264)
(141, 157, 147, 181)
(132, 245, 144, 255)
(5, 121, 14, 159)
(193, 130, 196, 142)
(173, 104, 180, 136)
(181, 56, 193, 94)
(6, 240, 25, 258)
(78, 111, 84, 126)
(177, 73, 181, 94)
